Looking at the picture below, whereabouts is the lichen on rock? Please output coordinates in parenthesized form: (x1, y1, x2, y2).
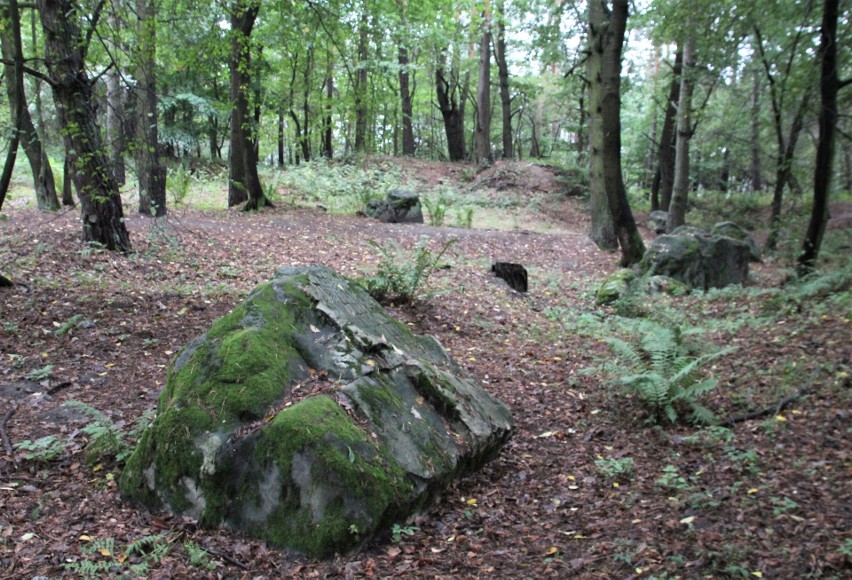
(120, 265, 514, 558)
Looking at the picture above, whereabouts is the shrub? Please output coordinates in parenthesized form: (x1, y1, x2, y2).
(604, 320, 733, 425)
(359, 238, 456, 303)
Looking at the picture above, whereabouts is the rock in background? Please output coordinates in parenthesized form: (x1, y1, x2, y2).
(365, 190, 424, 223)
(120, 266, 513, 558)
(640, 224, 751, 291)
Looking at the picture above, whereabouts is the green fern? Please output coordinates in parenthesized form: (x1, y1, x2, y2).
(359, 238, 456, 303)
(605, 320, 733, 425)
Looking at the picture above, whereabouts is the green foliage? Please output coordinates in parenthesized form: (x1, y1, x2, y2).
(64, 534, 172, 578)
(656, 465, 691, 492)
(359, 238, 456, 303)
(595, 456, 634, 480)
(54, 314, 84, 336)
(26, 365, 53, 381)
(422, 195, 448, 226)
(167, 164, 193, 206)
(184, 541, 216, 570)
(278, 160, 401, 214)
(454, 207, 474, 228)
(15, 435, 65, 461)
(391, 523, 419, 543)
(602, 320, 732, 425)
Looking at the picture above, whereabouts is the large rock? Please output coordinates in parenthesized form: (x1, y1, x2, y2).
(711, 221, 761, 262)
(120, 266, 513, 558)
(365, 189, 424, 223)
(646, 210, 669, 234)
(640, 226, 751, 290)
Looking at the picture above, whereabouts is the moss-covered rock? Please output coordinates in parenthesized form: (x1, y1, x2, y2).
(640, 226, 750, 291)
(120, 265, 514, 558)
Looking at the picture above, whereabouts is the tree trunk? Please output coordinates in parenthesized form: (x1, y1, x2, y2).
(105, 0, 126, 187)
(436, 51, 466, 162)
(0, 0, 24, 213)
(354, 10, 369, 153)
(322, 54, 334, 158)
(37, 0, 131, 252)
(750, 69, 763, 191)
(62, 154, 76, 206)
(588, 0, 644, 265)
(667, 34, 696, 233)
(475, 4, 493, 165)
(228, 0, 267, 210)
(277, 110, 285, 166)
(0, 5, 59, 212)
(765, 90, 811, 250)
(798, 0, 841, 274)
(494, 0, 512, 160)
(135, 0, 166, 217)
(651, 47, 682, 212)
(586, 1, 616, 250)
(396, 0, 414, 156)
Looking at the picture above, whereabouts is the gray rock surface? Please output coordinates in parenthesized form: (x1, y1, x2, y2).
(365, 189, 424, 223)
(120, 266, 513, 558)
(640, 226, 751, 290)
(711, 221, 761, 262)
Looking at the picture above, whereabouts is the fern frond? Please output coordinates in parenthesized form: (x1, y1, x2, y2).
(604, 337, 644, 370)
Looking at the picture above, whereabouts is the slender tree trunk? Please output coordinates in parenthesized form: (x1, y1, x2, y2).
(643, 44, 661, 190)
(651, 47, 682, 212)
(277, 110, 285, 166)
(798, 0, 841, 274)
(765, 90, 810, 250)
(436, 50, 466, 162)
(105, 0, 126, 186)
(475, 4, 493, 165)
(750, 69, 763, 191)
(354, 10, 369, 153)
(323, 54, 334, 158)
(576, 80, 586, 163)
(667, 33, 696, 233)
(494, 0, 512, 160)
(0, 5, 59, 211)
(135, 0, 166, 217)
(228, 0, 267, 210)
(0, 0, 24, 213)
(37, 0, 131, 252)
(588, 0, 644, 265)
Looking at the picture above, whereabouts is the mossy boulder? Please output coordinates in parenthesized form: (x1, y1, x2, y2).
(365, 189, 423, 223)
(120, 265, 513, 558)
(640, 226, 751, 291)
(711, 221, 761, 262)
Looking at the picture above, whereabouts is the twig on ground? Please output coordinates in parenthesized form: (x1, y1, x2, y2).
(721, 387, 811, 427)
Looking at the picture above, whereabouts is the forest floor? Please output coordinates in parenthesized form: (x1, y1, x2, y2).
(0, 158, 850, 578)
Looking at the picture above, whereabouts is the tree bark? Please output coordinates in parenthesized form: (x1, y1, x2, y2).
(650, 47, 682, 212)
(135, 0, 166, 217)
(0, 4, 59, 212)
(586, 0, 616, 250)
(436, 49, 466, 162)
(354, 10, 369, 153)
(494, 0, 512, 160)
(227, 0, 267, 210)
(798, 0, 841, 274)
(750, 69, 763, 191)
(667, 34, 696, 233)
(475, 4, 493, 165)
(396, 0, 415, 156)
(62, 154, 75, 206)
(105, 0, 126, 187)
(37, 0, 131, 252)
(322, 53, 334, 158)
(588, 0, 644, 264)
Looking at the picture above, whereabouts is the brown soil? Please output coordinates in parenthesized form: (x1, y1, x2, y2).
(0, 166, 849, 578)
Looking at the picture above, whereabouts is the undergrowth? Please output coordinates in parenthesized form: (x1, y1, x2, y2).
(359, 238, 456, 304)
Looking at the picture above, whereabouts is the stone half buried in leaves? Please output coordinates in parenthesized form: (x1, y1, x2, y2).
(119, 265, 514, 558)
